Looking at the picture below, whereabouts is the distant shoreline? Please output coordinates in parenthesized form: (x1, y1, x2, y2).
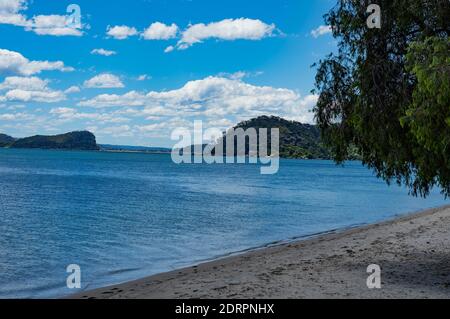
(1, 147, 341, 161)
(0, 147, 171, 155)
(1, 116, 359, 160)
(99, 149, 172, 155)
(70, 205, 450, 299)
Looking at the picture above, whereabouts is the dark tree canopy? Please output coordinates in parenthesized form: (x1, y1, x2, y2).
(313, 0, 450, 197)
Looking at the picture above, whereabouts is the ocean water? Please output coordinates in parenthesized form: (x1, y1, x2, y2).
(0, 148, 447, 298)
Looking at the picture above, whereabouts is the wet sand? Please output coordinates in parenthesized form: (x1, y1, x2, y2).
(71, 206, 450, 299)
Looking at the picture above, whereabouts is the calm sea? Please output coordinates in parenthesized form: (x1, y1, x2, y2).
(0, 148, 447, 298)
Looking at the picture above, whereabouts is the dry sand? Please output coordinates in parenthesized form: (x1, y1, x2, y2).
(71, 206, 450, 299)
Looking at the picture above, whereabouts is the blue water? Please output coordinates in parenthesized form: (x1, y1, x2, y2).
(0, 148, 447, 298)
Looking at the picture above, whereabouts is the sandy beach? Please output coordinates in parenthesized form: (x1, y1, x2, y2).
(71, 206, 450, 299)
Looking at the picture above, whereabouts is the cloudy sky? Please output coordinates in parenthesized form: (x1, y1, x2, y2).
(0, 0, 336, 147)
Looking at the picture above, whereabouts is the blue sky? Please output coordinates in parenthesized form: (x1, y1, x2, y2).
(0, 0, 337, 147)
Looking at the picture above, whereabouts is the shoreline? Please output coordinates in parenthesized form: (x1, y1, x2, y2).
(0, 147, 338, 161)
(70, 205, 450, 299)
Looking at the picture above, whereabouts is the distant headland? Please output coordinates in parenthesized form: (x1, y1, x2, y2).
(0, 116, 361, 159)
(0, 131, 99, 151)
(181, 116, 361, 160)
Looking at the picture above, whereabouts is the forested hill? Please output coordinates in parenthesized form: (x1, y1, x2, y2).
(0, 133, 16, 147)
(0, 131, 99, 150)
(233, 116, 332, 159)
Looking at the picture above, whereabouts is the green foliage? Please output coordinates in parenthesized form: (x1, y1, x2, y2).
(403, 37, 450, 152)
(7, 131, 99, 150)
(234, 116, 334, 159)
(0, 133, 15, 147)
(313, 0, 449, 197)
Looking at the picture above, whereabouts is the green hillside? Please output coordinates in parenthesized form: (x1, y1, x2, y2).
(233, 116, 332, 159)
(0, 134, 16, 147)
(4, 131, 99, 150)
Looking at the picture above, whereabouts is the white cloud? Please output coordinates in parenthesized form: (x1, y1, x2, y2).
(164, 45, 175, 53)
(78, 90, 145, 107)
(22, 60, 74, 75)
(311, 25, 332, 38)
(208, 118, 234, 128)
(49, 107, 75, 116)
(97, 125, 133, 137)
(84, 125, 134, 138)
(106, 25, 138, 40)
(134, 118, 191, 138)
(142, 22, 178, 40)
(137, 74, 150, 81)
(227, 71, 248, 80)
(0, 48, 73, 76)
(217, 71, 263, 80)
(105, 18, 277, 52)
(83, 73, 124, 89)
(64, 86, 80, 94)
(135, 122, 169, 132)
(0, 0, 27, 14)
(29, 14, 83, 36)
(0, 75, 66, 102)
(78, 76, 317, 124)
(0, 1, 84, 36)
(91, 48, 117, 56)
(0, 113, 19, 120)
(0, 0, 30, 27)
(50, 107, 130, 125)
(176, 18, 276, 50)
(0, 76, 48, 90)
(3, 88, 65, 102)
(5, 104, 25, 110)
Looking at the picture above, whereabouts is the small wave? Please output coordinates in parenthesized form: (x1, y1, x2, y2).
(105, 267, 142, 276)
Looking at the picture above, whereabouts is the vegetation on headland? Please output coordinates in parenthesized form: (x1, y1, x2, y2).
(313, 0, 449, 196)
(232, 116, 360, 160)
(0, 131, 99, 150)
(180, 116, 361, 160)
(1, 117, 361, 160)
(0, 133, 16, 147)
